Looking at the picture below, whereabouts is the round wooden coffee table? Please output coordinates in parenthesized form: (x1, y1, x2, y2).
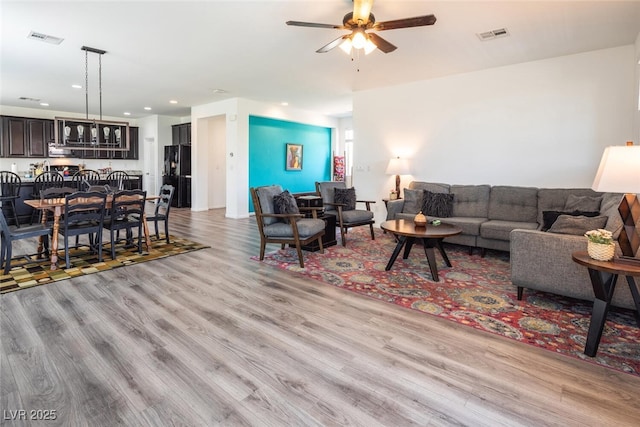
(380, 219, 462, 281)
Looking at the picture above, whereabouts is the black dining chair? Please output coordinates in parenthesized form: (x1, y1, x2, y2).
(30, 171, 64, 224)
(57, 191, 108, 268)
(146, 184, 174, 243)
(103, 189, 146, 260)
(72, 169, 101, 190)
(0, 171, 22, 228)
(0, 209, 51, 274)
(106, 171, 131, 191)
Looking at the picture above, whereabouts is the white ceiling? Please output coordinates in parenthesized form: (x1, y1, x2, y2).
(2, 1, 640, 119)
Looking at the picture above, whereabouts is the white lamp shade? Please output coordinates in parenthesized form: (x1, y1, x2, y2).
(591, 145, 640, 193)
(385, 157, 411, 175)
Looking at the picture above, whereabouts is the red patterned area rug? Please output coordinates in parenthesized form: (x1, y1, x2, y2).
(252, 228, 640, 376)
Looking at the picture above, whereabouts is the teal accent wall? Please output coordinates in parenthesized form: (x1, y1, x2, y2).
(249, 116, 332, 212)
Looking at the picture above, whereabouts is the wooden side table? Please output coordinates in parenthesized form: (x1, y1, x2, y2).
(571, 251, 640, 357)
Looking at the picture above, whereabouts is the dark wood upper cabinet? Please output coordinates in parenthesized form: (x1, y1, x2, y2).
(172, 123, 191, 145)
(26, 119, 48, 157)
(2, 116, 27, 157)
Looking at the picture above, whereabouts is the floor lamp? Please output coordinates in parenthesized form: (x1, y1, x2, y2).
(385, 157, 411, 197)
(591, 142, 640, 264)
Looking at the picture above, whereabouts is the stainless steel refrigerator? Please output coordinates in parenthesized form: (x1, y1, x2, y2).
(163, 144, 191, 208)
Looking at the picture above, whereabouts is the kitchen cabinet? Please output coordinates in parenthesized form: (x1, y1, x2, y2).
(1, 116, 53, 158)
(172, 123, 191, 145)
(112, 127, 139, 160)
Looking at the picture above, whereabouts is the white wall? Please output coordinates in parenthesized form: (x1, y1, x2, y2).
(191, 98, 338, 218)
(208, 115, 226, 209)
(353, 45, 637, 224)
(635, 33, 640, 142)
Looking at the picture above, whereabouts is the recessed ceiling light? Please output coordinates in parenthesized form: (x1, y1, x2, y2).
(123, 112, 131, 116)
(169, 100, 178, 104)
(71, 84, 82, 89)
(281, 102, 289, 106)
(144, 107, 152, 111)
(40, 102, 49, 106)
(212, 89, 227, 94)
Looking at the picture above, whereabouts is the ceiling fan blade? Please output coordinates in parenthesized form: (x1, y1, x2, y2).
(368, 33, 397, 53)
(316, 35, 350, 53)
(373, 14, 437, 31)
(286, 20, 346, 29)
(353, 0, 374, 24)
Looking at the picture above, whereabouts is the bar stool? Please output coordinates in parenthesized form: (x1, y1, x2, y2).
(0, 171, 22, 228)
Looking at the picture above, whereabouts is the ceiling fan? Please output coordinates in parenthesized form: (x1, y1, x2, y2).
(286, 0, 436, 54)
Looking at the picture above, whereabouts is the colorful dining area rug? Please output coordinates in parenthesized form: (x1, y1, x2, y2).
(0, 235, 208, 294)
(252, 228, 640, 377)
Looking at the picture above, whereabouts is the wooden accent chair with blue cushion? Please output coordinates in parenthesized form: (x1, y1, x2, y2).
(250, 185, 325, 268)
(315, 181, 375, 246)
(0, 210, 51, 274)
(146, 184, 175, 244)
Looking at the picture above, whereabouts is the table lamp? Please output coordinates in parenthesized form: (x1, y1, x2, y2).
(385, 157, 411, 197)
(591, 142, 640, 264)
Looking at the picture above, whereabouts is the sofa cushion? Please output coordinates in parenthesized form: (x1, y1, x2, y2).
(480, 220, 538, 241)
(488, 186, 538, 223)
(599, 192, 625, 239)
(409, 181, 450, 194)
(402, 188, 424, 214)
(264, 218, 325, 238)
(442, 217, 487, 236)
(564, 194, 603, 211)
(541, 210, 600, 231)
(547, 215, 608, 236)
(537, 188, 601, 226)
(273, 190, 299, 222)
(451, 185, 490, 217)
(423, 191, 454, 217)
(334, 187, 356, 210)
(256, 184, 284, 225)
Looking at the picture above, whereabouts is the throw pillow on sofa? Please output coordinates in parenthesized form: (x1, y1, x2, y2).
(334, 187, 356, 210)
(547, 214, 607, 235)
(273, 190, 300, 223)
(402, 188, 424, 214)
(541, 210, 600, 231)
(422, 190, 454, 217)
(563, 194, 603, 212)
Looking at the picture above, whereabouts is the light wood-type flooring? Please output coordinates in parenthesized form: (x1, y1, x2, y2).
(1, 208, 639, 426)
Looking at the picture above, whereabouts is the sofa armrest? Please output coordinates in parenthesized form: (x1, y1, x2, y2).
(385, 199, 405, 220)
(510, 229, 633, 309)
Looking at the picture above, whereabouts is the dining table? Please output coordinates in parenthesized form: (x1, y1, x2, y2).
(24, 194, 160, 270)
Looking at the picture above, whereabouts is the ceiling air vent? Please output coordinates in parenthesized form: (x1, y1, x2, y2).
(476, 28, 509, 41)
(27, 31, 64, 45)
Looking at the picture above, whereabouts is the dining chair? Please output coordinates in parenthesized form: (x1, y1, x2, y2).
(0, 209, 51, 274)
(56, 191, 108, 268)
(106, 170, 131, 191)
(146, 184, 174, 243)
(250, 185, 325, 268)
(0, 171, 22, 228)
(30, 171, 64, 224)
(103, 189, 146, 260)
(315, 181, 376, 246)
(72, 169, 101, 190)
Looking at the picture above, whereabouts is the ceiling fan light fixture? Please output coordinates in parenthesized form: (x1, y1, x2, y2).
(339, 37, 353, 54)
(364, 38, 377, 55)
(351, 30, 367, 49)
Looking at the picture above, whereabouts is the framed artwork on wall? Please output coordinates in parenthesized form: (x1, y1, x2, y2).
(286, 143, 303, 170)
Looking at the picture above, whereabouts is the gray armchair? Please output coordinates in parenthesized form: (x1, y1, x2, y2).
(250, 185, 325, 268)
(315, 181, 375, 246)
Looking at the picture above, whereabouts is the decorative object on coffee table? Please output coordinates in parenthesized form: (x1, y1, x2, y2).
(385, 157, 411, 197)
(413, 211, 427, 227)
(585, 229, 615, 261)
(591, 142, 640, 265)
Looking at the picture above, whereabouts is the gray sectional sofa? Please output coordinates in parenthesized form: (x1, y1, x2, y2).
(385, 181, 635, 309)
